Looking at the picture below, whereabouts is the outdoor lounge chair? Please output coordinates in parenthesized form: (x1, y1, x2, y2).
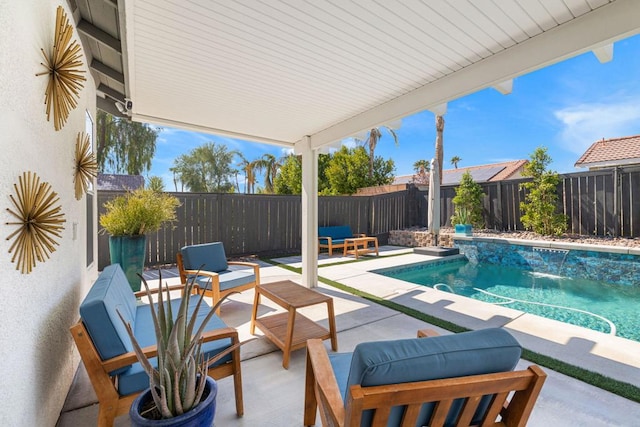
(177, 242, 260, 314)
(304, 328, 546, 427)
(70, 264, 243, 427)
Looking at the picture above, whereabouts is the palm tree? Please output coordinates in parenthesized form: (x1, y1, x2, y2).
(237, 154, 258, 193)
(450, 156, 461, 169)
(434, 116, 445, 180)
(253, 153, 282, 193)
(412, 159, 430, 184)
(358, 126, 399, 180)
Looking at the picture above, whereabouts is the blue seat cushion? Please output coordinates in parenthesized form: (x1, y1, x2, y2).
(333, 328, 522, 426)
(191, 269, 256, 292)
(318, 226, 353, 241)
(117, 295, 233, 396)
(181, 242, 228, 273)
(79, 265, 137, 373)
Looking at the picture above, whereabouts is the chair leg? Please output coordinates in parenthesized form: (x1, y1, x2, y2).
(97, 401, 117, 427)
(303, 350, 318, 426)
(232, 341, 244, 416)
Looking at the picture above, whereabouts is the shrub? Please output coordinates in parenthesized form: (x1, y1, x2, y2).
(519, 147, 567, 236)
(451, 171, 484, 228)
(100, 188, 180, 236)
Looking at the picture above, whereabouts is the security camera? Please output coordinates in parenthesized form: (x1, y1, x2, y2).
(114, 99, 133, 115)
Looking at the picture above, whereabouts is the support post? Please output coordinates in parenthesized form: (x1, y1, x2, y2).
(296, 136, 319, 288)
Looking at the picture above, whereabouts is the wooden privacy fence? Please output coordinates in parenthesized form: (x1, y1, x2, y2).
(97, 167, 640, 269)
(97, 191, 413, 269)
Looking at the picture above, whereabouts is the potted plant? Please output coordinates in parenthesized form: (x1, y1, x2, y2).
(452, 208, 473, 236)
(119, 271, 247, 426)
(451, 171, 485, 236)
(100, 188, 180, 291)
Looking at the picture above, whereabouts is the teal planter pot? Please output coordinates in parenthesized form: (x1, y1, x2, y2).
(454, 224, 473, 236)
(109, 235, 147, 292)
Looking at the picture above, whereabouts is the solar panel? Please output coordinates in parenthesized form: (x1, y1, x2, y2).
(442, 166, 505, 185)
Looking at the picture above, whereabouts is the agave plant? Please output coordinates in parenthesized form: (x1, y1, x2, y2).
(118, 270, 244, 418)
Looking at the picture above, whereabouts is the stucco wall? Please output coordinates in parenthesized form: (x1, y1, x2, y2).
(0, 1, 97, 426)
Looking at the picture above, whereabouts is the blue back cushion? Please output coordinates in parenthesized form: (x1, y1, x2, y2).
(343, 328, 522, 426)
(181, 242, 228, 273)
(318, 225, 353, 240)
(79, 265, 137, 370)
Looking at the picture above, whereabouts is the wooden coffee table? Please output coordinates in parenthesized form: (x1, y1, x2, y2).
(250, 280, 338, 369)
(343, 236, 379, 258)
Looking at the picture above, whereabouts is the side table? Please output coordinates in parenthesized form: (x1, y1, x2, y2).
(250, 280, 338, 369)
(343, 236, 379, 259)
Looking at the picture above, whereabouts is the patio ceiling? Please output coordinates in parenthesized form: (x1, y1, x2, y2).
(75, 0, 640, 150)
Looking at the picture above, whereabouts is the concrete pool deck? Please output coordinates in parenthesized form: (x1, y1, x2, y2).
(57, 246, 640, 426)
(292, 247, 640, 386)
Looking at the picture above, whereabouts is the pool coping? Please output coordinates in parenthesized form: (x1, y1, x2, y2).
(453, 235, 640, 255)
(316, 251, 640, 387)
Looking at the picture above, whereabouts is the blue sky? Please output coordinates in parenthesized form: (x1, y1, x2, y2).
(150, 34, 640, 192)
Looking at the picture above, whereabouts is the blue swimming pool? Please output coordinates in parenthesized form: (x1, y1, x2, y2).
(377, 258, 640, 342)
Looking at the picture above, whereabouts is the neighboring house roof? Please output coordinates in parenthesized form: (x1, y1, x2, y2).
(391, 160, 528, 186)
(97, 174, 145, 191)
(574, 135, 640, 168)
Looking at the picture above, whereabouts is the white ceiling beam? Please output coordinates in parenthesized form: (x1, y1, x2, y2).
(309, 0, 640, 149)
(492, 80, 513, 95)
(131, 113, 293, 148)
(592, 44, 614, 63)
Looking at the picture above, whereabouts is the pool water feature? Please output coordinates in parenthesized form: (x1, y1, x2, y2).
(377, 259, 640, 342)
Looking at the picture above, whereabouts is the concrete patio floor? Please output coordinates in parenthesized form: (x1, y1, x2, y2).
(57, 247, 640, 426)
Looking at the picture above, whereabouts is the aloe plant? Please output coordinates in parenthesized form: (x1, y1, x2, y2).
(118, 270, 244, 419)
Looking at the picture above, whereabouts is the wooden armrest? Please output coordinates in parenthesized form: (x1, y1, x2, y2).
(183, 269, 219, 280)
(200, 326, 239, 342)
(318, 236, 332, 242)
(228, 261, 260, 272)
(102, 346, 157, 372)
(133, 283, 190, 298)
(306, 339, 345, 423)
(417, 329, 440, 338)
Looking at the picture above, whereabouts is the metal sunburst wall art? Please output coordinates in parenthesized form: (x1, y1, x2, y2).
(74, 132, 97, 200)
(36, 6, 86, 131)
(6, 172, 66, 274)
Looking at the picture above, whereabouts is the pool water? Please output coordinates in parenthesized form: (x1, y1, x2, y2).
(379, 260, 640, 342)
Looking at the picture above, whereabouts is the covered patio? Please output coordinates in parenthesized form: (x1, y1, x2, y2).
(82, 0, 640, 287)
(2, 1, 640, 426)
(57, 250, 640, 426)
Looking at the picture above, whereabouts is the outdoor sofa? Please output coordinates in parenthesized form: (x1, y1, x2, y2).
(318, 225, 366, 256)
(70, 264, 243, 427)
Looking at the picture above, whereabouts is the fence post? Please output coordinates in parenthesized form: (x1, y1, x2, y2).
(614, 167, 620, 237)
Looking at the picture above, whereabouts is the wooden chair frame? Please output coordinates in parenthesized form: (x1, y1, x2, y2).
(304, 335, 546, 427)
(70, 284, 244, 427)
(177, 252, 260, 315)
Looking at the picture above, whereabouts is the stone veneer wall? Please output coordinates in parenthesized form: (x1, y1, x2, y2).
(389, 229, 454, 248)
(455, 237, 640, 287)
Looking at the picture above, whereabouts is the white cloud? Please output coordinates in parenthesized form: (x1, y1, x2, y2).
(554, 100, 640, 154)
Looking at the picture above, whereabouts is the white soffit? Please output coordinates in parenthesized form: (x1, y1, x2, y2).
(123, 0, 640, 148)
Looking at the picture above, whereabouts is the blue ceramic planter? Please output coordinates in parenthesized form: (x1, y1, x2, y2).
(130, 376, 218, 427)
(454, 224, 473, 236)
